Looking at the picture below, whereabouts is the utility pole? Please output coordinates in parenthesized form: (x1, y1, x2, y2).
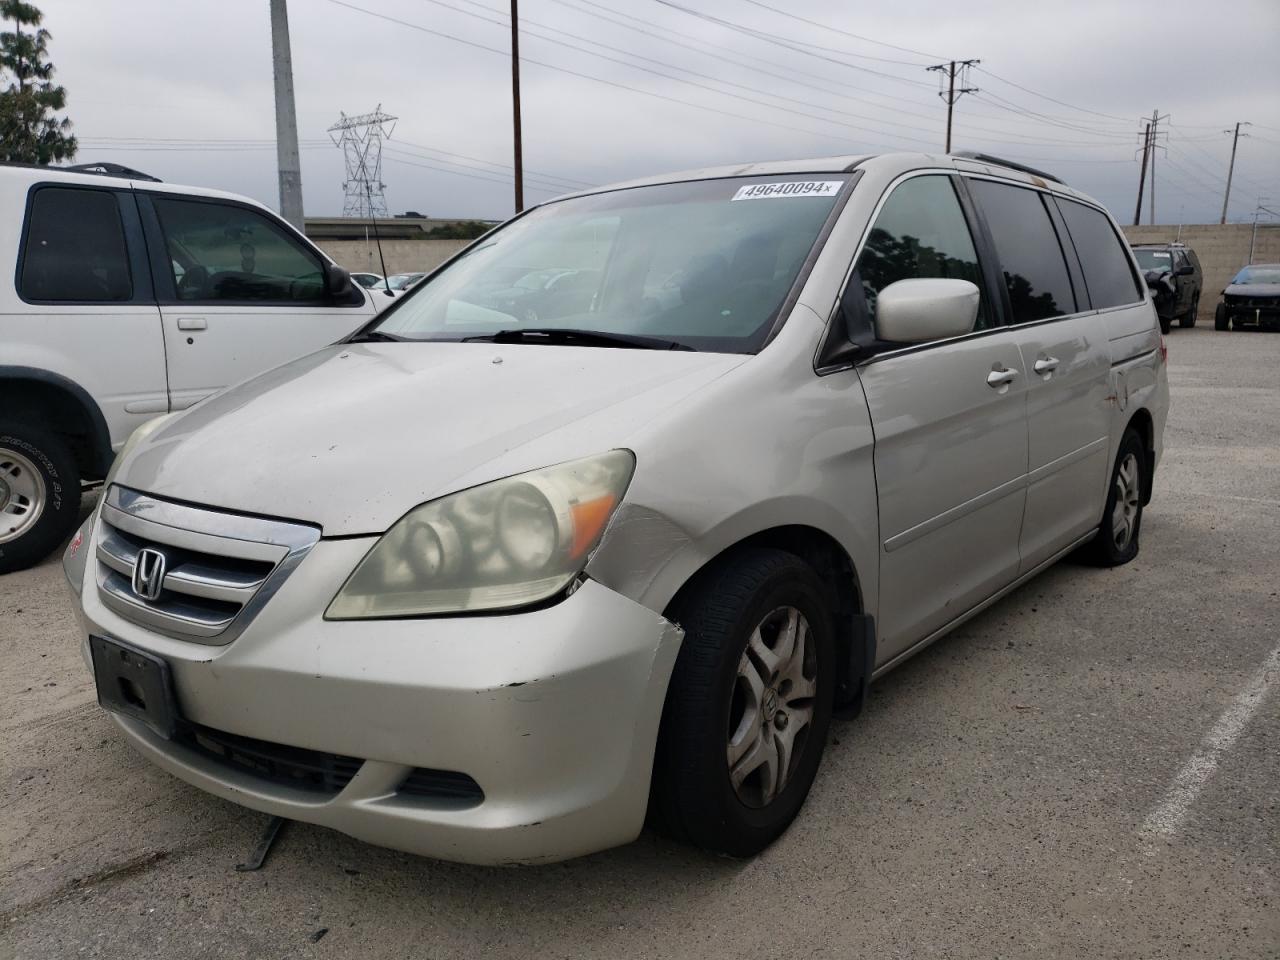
(510, 0, 524, 213)
(1149, 110, 1158, 226)
(926, 59, 979, 153)
(1220, 122, 1251, 225)
(1134, 121, 1151, 226)
(269, 0, 305, 230)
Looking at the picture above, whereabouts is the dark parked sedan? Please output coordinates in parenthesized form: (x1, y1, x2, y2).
(1216, 264, 1280, 331)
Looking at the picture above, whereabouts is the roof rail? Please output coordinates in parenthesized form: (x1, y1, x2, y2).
(952, 151, 1064, 186)
(63, 162, 163, 183)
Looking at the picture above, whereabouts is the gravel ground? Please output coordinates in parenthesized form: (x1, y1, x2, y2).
(1, 325, 1276, 959)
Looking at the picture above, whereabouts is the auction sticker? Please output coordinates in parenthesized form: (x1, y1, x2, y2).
(731, 180, 843, 201)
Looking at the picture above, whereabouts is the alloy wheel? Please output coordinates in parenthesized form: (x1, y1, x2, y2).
(1111, 453, 1141, 550)
(727, 605, 817, 808)
(0, 447, 47, 545)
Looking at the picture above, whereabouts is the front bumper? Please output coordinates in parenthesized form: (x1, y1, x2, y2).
(70, 528, 684, 865)
(1224, 302, 1280, 327)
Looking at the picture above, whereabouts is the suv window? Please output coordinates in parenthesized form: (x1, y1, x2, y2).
(1055, 199, 1142, 310)
(968, 180, 1075, 323)
(855, 175, 991, 334)
(152, 197, 324, 303)
(20, 187, 132, 302)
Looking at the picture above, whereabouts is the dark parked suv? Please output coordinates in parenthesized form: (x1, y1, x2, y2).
(1132, 242, 1202, 332)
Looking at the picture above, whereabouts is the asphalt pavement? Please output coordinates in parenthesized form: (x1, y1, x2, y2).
(1, 325, 1276, 959)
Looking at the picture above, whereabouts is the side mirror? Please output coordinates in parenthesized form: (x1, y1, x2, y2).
(875, 278, 980, 344)
(323, 262, 354, 299)
(1174, 264, 1195, 277)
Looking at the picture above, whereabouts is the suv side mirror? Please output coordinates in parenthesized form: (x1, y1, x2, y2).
(875, 278, 980, 343)
(1174, 264, 1194, 277)
(323, 262, 354, 299)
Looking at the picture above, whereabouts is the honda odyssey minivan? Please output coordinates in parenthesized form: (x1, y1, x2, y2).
(64, 152, 1169, 865)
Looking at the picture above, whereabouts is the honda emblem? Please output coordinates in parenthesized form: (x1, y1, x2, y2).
(131, 548, 167, 602)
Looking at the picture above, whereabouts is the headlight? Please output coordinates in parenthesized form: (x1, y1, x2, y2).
(326, 450, 634, 619)
(103, 413, 177, 490)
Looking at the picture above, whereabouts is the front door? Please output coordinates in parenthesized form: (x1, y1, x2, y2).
(142, 194, 374, 409)
(849, 174, 1029, 665)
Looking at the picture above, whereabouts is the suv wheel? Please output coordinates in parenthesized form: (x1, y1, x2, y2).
(1081, 428, 1145, 567)
(0, 421, 82, 574)
(1215, 302, 1229, 331)
(1179, 293, 1199, 328)
(654, 548, 836, 857)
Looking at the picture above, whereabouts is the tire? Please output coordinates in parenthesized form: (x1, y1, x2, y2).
(1214, 302, 1228, 331)
(653, 548, 836, 857)
(1081, 428, 1146, 567)
(1179, 293, 1198, 328)
(0, 420, 82, 574)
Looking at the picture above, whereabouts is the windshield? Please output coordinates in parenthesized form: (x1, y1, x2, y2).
(1233, 265, 1280, 284)
(372, 175, 849, 353)
(387, 273, 424, 290)
(1133, 249, 1173, 271)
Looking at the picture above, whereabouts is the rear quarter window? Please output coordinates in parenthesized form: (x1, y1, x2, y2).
(1056, 199, 1143, 310)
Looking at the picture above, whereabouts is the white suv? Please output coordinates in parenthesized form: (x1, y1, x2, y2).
(64, 152, 1168, 864)
(0, 162, 382, 572)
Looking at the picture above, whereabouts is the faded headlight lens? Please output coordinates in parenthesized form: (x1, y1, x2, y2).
(326, 450, 634, 619)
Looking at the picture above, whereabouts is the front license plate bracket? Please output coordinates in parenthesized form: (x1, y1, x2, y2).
(90, 635, 179, 739)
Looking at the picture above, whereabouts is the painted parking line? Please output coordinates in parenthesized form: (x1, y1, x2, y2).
(1139, 642, 1280, 849)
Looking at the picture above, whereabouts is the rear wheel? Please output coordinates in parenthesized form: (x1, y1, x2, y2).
(654, 549, 836, 857)
(1215, 302, 1229, 331)
(0, 420, 81, 574)
(1082, 428, 1146, 567)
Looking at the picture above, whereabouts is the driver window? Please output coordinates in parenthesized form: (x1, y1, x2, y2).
(152, 197, 325, 304)
(855, 175, 991, 333)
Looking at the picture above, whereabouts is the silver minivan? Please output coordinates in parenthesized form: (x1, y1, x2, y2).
(64, 152, 1169, 865)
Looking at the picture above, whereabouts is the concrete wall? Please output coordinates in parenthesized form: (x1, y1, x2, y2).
(315, 238, 471, 277)
(1121, 223, 1280, 320)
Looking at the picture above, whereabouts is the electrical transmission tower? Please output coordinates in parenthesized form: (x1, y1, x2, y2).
(328, 106, 397, 218)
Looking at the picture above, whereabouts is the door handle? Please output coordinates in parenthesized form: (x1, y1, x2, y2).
(986, 366, 1019, 389)
(1033, 356, 1060, 375)
(176, 317, 207, 331)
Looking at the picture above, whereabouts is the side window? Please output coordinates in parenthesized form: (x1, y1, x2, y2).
(152, 197, 324, 304)
(967, 180, 1076, 323)
(855, 175, 991, 333)
(1055, 198, 1142, 310)
(20, 187, 132, 302)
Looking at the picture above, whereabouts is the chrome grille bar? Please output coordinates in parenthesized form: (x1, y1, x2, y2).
(94, 485, 320, 645)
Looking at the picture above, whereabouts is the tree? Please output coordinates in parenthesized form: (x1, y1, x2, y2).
(0, 0, 75, 164)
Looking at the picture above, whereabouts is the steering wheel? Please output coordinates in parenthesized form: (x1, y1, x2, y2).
(177, 265, 210, 300)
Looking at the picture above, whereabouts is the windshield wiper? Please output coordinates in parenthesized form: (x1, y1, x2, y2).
(347, 329, 409, 343)
(461, 328, 696, 351)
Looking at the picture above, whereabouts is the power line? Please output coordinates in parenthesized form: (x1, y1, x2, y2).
(973, 66, 1133, 123)
(733, 0, 944, 61)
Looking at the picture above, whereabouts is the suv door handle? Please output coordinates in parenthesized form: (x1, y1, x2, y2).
(176, 317, 207, 331)
(1033, 356, 1060, 375)
(986, 366, 1019, 389)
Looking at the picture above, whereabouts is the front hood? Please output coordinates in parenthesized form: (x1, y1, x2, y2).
(1225, 283, 1280, 298)
(121, 343, 746, 535)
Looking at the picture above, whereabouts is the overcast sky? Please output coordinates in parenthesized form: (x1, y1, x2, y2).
(45, 0, 1280, 225)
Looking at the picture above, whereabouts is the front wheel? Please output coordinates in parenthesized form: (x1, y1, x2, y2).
(1215, 302, 1229, 331)
(0, 421, 82, 574)
(654, 549, 836, 857)
(1082, 428, 1146, 567)
(1179, 294, 1198, 328)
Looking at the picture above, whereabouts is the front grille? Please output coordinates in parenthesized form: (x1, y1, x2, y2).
(181, 724, 363, 795)
(95, 486, 319, 644)
(398, 768, 485, 806)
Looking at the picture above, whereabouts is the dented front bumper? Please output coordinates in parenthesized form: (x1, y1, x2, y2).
(73, 533, 684, 865)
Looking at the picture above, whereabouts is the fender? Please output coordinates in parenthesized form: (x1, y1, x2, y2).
(0, 365, 115, 476)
